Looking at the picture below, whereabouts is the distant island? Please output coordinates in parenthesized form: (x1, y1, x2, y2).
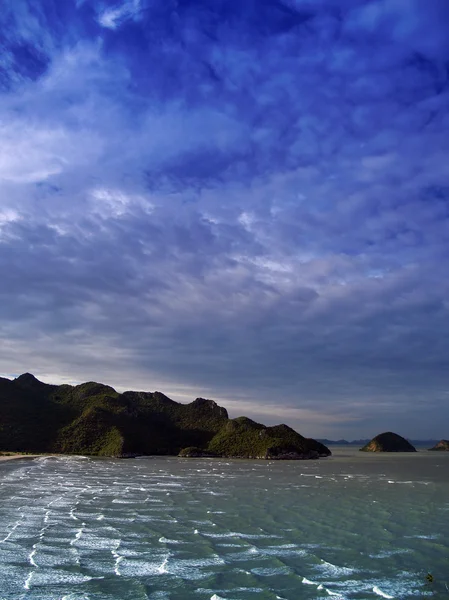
(360, 432, 417, 452)
(317, 438, 371, 446)
(317, 438, 440, 447)
(428, 440, 449, 451)
(0, 373, 331, 460)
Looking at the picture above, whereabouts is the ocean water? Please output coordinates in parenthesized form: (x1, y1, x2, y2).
(0, 449, 448, 600)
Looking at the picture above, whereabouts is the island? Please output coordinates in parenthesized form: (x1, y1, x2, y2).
(360, 432, 417, 452)
(428, 440, 449, 451)
(0, 373, 331, 460)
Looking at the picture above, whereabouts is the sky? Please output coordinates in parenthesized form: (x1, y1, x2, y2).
(1, 0, 448, 440)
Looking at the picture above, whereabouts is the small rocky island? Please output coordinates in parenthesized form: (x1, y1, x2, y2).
(428, 440, 449, 451)
(0, 373, 331, 460)
(360, 432, 417, 452)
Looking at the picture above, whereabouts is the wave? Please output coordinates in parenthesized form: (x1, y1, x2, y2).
(315, 559, 357, 576)
(201, 531, 279, 539)
(69, 526, 85, 546)
(373, 585, 394, 598)
(251, 566, 291, 576)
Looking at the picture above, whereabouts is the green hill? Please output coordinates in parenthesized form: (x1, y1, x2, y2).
(204, 417, 330, 459)
(0, 373, 330, 459)
(360, 432, 416, 452)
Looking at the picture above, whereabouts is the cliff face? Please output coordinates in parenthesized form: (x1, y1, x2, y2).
(0, 374, 330, 459)
(360, 432, 417, 452)
(428, 440, 449, 451)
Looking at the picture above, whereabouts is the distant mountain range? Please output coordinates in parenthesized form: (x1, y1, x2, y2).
(317, 438, 439, 447)
(0, 373, 330, 460)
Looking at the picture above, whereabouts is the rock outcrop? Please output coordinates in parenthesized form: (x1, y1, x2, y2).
(428, 439, 449, 451)
(360, 432, 416, 452)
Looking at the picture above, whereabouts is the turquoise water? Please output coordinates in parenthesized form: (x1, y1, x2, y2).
(0, 449, 448, 599)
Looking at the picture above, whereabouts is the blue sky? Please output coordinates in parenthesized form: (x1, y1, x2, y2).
(1, 0, 448, 439)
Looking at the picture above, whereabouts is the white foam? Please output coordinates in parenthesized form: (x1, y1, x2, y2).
(216, 543, 241, 547)
(0, 518, 22, 543)
(70, 526, 85, 546)
(114, 555, 124, 576)
(405, 534, 439, 540)
(157, 482, 182, 487)
(316, 559, 356, 576)
(258, 545, 306, 558)
(251, 566, 290, 576)
(202, 531, 279, 539)
(29, 546, 38, 567)
(39, 524, 49, 539)
(373, 586, 394, 598)
(369, 549, 411, 558)
(326, 589, 345, 598)
(158, 554, 169, 574)
(24, 571, 33, 590)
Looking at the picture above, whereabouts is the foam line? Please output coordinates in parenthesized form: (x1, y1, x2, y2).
(29, 545, 38, 567)
(0, 517, 23, 543)
(112, 539, 123, 576)
(70, 525, 85, 546)
(158, 554, 169, 574)
(69, 503, 79, 520)
(373, 586, 394, 598)
(114, 555, 124, 576)
(24, 572, 33, 590)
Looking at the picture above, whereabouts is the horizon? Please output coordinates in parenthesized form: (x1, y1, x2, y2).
(1, 371, 445, 442)
(1, 1, 449, 439)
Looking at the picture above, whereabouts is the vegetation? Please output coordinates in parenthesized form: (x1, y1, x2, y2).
(0, 373, 330, 459)
(360, 432, 417, 452)
(428, 440, 449, 451)
(206, 417, 331, 458)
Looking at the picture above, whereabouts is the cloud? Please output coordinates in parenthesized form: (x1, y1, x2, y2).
(98, 0, 142, 30)
(0, 0, 448, 438)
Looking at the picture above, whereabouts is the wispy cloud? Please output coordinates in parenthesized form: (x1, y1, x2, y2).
(0, 0, 448, 438)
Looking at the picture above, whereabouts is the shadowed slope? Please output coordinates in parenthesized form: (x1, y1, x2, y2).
(360, 432, 416, 452)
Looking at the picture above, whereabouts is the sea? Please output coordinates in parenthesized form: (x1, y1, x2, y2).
(0, 448, 448, 600)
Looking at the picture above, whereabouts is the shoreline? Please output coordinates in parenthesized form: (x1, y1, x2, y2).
(0, 454, 41, 463)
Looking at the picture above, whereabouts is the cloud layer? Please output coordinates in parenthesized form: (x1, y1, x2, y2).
(1, 0, 449, 438)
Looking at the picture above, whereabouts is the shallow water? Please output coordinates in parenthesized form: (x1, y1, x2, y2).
(0, 448, 448, 599)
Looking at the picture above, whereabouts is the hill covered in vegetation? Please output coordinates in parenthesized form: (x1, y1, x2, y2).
(181, 417, 330, 459)
(428, 440, 449, 451)
(360, 432, 416, 452)
(0, 373, 330, 459)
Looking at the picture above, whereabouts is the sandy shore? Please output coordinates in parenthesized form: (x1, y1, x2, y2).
(0, 454, 40, 463)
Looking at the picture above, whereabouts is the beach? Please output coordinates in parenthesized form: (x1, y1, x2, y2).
(0, 454, 40, 463)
